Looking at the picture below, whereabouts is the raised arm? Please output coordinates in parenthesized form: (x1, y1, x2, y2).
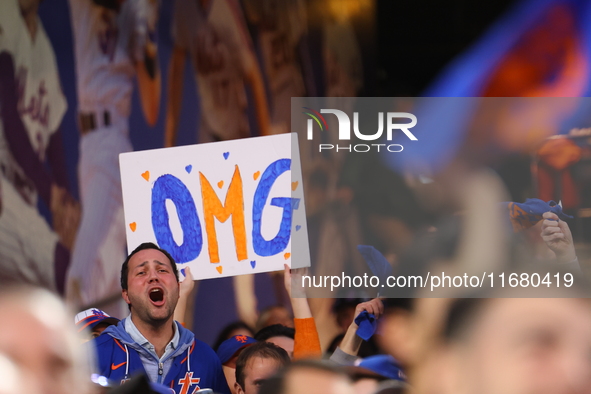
(164, 47, 186, 147)
(330, 298, 383, 365)
(136, 37, 161, 127)
(131, 0, 161, 127)
(242, 55, 271, 136)
(174, 267, 195, 326)
(284, 264, 322, 359)
(226, 0, 271, 136)
(234, 274, 258, 329)
(541, 211, 578, 266)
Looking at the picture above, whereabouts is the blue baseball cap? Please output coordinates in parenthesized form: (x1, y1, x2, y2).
(353, 355, 406, 381)
(216, 335, 257, 365)
(75, 308, 119, 333)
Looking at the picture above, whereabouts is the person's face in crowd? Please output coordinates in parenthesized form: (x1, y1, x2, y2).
(441, 298, 591, 394)
(91, 322, 113, 339)
(0, 290, 89, 394)
(265, 336, 294, 359)
(79, 321, 115, 344)
(283, 367, 355, 394)
(122, 248, 180, 326)
(235, 356, 284, 394)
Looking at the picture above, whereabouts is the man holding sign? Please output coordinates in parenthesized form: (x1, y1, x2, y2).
(91, 242, 229, 393)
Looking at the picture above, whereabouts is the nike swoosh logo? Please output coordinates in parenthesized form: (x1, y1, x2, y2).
(111, 362, 126, 370)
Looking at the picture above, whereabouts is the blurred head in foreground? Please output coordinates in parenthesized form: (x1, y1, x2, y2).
(346, 355, 407, 394)
(0, 285, 92, 394)
(259, 360, 355, 394)
(437, 285, 591, 394)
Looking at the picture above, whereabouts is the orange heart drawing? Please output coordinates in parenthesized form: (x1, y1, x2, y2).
(129, 222, 137, 232)
(291, 181, 298, 191)
(217, 180, 224, 189)
(216, 266, 223, 274)
(284, 253, 291, 260)
(253, 171, 260, 180)
(141, 171, 150, 181)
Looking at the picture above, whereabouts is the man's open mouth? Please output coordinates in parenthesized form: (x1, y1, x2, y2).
(149, 288, 164, 303)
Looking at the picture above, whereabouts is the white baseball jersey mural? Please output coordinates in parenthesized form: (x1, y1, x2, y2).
(66, 0, 160, 311)
(0, 0, 74, 294)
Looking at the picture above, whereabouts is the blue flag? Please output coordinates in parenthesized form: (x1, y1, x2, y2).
(385, 0, 591, 175)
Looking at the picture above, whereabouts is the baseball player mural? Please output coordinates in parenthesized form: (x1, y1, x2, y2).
(164, 0, 271, 146)
(241, 0, 313, 134)
(0, 0, 79, 294)
(66, 0, 161, 312)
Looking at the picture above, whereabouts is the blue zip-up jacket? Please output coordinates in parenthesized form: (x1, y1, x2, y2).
(91, 319, 230, 394)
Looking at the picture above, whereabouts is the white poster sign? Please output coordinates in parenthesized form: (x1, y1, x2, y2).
(119, 133, 310, 279)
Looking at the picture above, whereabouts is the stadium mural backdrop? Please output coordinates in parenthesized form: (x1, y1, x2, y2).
(0, 0, 375, 345)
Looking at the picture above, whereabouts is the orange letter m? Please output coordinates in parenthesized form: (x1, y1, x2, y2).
(200, 166, 247, 264)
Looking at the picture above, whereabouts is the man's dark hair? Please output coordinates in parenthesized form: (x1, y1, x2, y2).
(254, 324, 295, 341)
(120, 242, 179, 291)
(259, 360, 351, 394)
(235, 341, 290, 390)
